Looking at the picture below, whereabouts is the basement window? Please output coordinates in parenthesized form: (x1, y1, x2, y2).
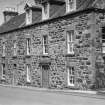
(68, 66, 75, 86)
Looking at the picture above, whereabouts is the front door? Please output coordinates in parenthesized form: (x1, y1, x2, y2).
(42, 65, 49, 88)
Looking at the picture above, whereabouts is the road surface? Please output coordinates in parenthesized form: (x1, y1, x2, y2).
(0, 86, 105, 105)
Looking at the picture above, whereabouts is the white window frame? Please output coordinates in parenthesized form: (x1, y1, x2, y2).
(67, 30, 74, 54)
(13, 41, 17, 56)
(42, 2, 49, 20)
(66, 0, 76, 13)
(43, 35, 48, 55)
(2, 42, 5, 57)
(1, 64, 5, 79)
(68, 67, 75, 86)
(26, 38, 31, 55)
(26, 64, 31, 82)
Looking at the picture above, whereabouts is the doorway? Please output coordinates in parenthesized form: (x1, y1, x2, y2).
(42, 65, 49, 88)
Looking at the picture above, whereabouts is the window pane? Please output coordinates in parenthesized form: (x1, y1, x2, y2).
(2, 43, 5, 56)
(67, 30, 74, 54)
(27, 65, 31, 82)
(44, 3, 48, 15)
(68, 67, 75, 86)
(102, 34, 105, 39)
(43, 35, 48, 54)
(44, 36, 48, 44)
(27, 38, 30, 55)
(102, 27, 105, 33)
(69, 43, 73, 53)
(102, 46, 105, 53)
(3, 64, 5, 75)
(45, 45, 48, 53)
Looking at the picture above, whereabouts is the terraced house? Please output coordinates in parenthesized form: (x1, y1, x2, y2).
(0, 0, 105, 90)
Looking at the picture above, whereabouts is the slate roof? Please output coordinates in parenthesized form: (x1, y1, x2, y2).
(0, 0, 96, 34)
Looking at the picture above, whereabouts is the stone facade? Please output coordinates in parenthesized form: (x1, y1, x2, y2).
(0, 9, 105, 90)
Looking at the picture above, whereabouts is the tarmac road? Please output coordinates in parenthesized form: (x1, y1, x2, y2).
(0, 86, 105, 105)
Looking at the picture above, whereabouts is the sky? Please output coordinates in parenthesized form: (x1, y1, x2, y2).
(0, 0, 27, 25)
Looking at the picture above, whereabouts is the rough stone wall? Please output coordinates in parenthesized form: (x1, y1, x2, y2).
(0, 12, 98, 90)
(48, 13, 96, 90)
(93, 12, 105, 89)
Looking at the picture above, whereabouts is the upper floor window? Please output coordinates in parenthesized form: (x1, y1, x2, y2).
(13, 40, 17, 56)
(67, 30, 74, 54)
(26, 64, 31, 82)
(1, 63, 5, 79)
(102, 27, 105, 53)
(26, 9, 32, 25)
(66, 0, 76, 13)
(42, 2, 49, 20)
(26, 38, 31, 55)
(2, 42, 5, 57)
(43, 35, 48, 54)
(68, 66, 75, 86)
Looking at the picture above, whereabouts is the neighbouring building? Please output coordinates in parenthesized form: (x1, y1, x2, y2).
(0, 0, 105, 90)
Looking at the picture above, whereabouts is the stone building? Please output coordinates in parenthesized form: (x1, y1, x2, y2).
(0, 0, 105, 90)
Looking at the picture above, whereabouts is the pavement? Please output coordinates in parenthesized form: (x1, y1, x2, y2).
(0, 84, 105, 96)
(0, 84, 105, 105)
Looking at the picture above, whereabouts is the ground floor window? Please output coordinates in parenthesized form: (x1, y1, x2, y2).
(1, 63, 5, 79)
(26, 64, 31, 82)
(68, 66, 75, 86)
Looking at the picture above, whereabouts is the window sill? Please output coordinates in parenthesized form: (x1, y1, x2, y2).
(25, 54, 31, 57)
(65, 53, 75, 57)
(12, 55, 17, 58)
(42, 53, 49, 57)
(1, 77, 6, 81)
(2, 56, 5, 58)
(68, 84, 75, 87)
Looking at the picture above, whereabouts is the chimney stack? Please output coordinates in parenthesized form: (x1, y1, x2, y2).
(3, 7, 18, 23)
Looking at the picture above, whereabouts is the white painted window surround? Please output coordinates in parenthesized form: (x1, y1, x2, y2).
(66, 0, 76, 13)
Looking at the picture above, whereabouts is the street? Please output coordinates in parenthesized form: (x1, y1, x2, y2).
(0, 86, 105, 105)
